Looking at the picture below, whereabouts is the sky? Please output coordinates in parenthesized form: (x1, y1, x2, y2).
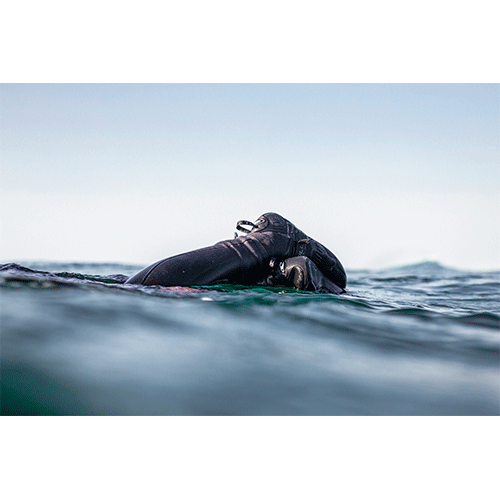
(1, 83, 499, 270)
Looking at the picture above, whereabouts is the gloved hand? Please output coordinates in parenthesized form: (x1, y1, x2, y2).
(269, 256, 344, 294)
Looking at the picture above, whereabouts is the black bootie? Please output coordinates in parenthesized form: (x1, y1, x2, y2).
(240, 213, 347, 289)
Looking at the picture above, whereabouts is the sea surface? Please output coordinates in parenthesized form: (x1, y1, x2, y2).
(1, 261, 499, 416)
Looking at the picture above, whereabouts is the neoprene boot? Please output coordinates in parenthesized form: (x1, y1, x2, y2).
(125, 212, 346, 289)
(240, 213, 346, 289)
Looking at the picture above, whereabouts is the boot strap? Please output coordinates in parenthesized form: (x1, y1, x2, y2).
(236, 220, 257, 233)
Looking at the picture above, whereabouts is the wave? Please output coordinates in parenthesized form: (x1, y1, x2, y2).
(0, 262, 129, 284)
(390, 261, 450, 272)
(2, 261, 499, 416)
(376, 260, 500, 274)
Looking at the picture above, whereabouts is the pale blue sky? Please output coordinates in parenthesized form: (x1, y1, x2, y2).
(1, 84, 499, 270)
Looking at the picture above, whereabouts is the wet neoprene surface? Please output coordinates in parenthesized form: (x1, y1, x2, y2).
(126, 212, 347, 292)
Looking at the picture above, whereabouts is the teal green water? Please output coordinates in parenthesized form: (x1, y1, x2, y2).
(1, 261, 499, 415)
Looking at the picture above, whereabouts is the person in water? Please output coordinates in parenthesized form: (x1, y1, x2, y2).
(126, 212, 346, 294)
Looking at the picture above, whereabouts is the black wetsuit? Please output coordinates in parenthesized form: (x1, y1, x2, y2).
(126, 212, 346, 294)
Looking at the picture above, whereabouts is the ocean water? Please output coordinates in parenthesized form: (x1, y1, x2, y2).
(1, 261, 498, 416)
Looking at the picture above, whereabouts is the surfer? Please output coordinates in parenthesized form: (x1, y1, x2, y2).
(126, 212, 346, 294)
